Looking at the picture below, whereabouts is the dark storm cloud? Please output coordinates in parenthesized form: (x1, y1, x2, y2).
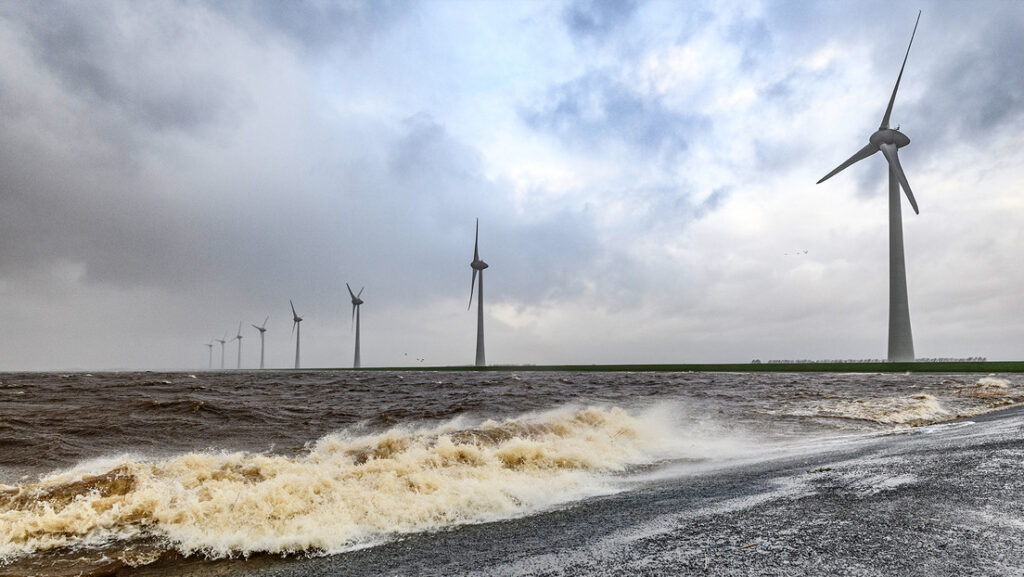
(909, 5, 1024, 147)
(521, 72, 710, 157)
(562, 0, 638, 39)
(5, 1, 243, 133)
(382, 114, 603, 304)
(219, 0, 410, 53)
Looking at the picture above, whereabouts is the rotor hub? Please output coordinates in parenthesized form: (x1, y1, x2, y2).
(870, 128, 910, 149)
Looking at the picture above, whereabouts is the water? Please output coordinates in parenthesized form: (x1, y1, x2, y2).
(1, 370, 1022, 576)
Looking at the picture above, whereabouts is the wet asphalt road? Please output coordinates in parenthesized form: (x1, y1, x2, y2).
(132, 406, 1024, 577)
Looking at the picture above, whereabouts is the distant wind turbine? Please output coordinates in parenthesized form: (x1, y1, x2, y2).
(467, 218, 488, 367)
(252, 317, 268, 369)
(347, 283, 364, 369)
(290, 300, 303, 369)
(817, 11, 922, 362)
(233, 322, 244, 369)
(215, 334, 227, 369)
(204, 341, 214, 370)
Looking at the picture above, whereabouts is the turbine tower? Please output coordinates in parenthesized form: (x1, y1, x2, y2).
(233, 322, 244, 369)
(347, 283, 364, 369)
(290, 300, 303, 369)
(252, 317, 268, 370)
(467, 218, 488, 367)
(204, 341, 214, 369)
(817, 11, 921, 362)
(215, 334, 227, 369)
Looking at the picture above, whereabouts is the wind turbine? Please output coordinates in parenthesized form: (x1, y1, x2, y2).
(817, 11, 921, 362)
(252, 317, 268, 370)
(215, 334, 227, 369)
(233, 322, 244, 369)
(204, 341, 214, 370)
(467, 218, 488, 367)
(290, 300, 303, 369)
(347, 283, 364, 369)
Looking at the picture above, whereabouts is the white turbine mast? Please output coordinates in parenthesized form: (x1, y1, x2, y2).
(817, 11, 922, 362)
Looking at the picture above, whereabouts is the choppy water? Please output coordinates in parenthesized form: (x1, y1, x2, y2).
(1, 370, 1021, 575)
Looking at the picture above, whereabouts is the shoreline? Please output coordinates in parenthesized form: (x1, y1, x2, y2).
(5, 361, 1024, 374)
(83, 405, 1024, 577)
(343, 360, 1024, 373)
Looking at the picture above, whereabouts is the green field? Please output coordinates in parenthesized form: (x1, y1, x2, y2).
(357, 361, 1024, 373)
(350, 360, 1024, 375)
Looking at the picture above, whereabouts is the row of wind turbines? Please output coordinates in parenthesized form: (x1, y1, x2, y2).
(204, 11, 928, 367)
(203, 218, 488, 370)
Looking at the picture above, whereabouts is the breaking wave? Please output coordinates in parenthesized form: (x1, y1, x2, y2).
(0, 405, 685, 565)
(790, 394, 951, 426)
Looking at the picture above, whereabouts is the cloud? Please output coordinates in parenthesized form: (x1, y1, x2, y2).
(521, 71, 710, 158)
(1, 0, 1023, 369)
(225, 0, 410, 54)
(5, 1, 248, 134)
(562, 0, 638, 40)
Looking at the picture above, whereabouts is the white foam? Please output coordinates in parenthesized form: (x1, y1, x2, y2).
(0, 404, 714, 561)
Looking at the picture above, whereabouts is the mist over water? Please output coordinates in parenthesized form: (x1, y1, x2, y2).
(1, 370, 1021, 574)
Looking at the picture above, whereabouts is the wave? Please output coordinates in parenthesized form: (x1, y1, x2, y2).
(789, 378, 1023, 427)
(0, 405, 688, 566)
(789, 394, 951, 426)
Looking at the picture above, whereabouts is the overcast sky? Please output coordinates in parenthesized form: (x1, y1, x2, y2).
(1, 0, 1022, 371)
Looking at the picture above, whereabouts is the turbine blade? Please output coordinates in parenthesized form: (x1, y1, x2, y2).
(817, 143, 878, 184)
(879, 144, 919, 214)
(473, 218, 480, 261)
(468, 269, 478, 310)
(262, 316, 269, 329)
(346, 283, 355, 300)
(351, 302, 356, 327)
(880, 10, 921, 130)
(290, 300, 297, 319)
(357, 287, 364, 298)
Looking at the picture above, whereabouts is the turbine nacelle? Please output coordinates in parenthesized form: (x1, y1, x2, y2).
(869, 128, 910, 149)
(471, 259, 489, 271)
(346, 283, 364, 306)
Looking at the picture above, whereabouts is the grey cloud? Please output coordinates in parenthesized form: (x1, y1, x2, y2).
(221, 0, 410, 53)
(910, 7, 1024, 146)
(521, 72, 710, 158)
(4, 1, 246, 134)
(381, 114, 605, 304)
(562, 0, 637, 39)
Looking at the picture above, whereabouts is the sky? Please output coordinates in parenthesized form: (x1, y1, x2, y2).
(1, 0, 1022, 371)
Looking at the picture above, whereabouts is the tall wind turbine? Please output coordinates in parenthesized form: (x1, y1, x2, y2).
(290, 300, 303, 369)
(467, 218, 488, 367)
(347, 283, 364, 369)
(204, 341, 214, 370)
(215, 334, 227, 369)
(233, 322, 244, 369)
(252, 317, 268, 370)
(817, 11, 922, 363)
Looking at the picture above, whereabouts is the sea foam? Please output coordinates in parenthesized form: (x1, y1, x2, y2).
(0, 405, 685, 562)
